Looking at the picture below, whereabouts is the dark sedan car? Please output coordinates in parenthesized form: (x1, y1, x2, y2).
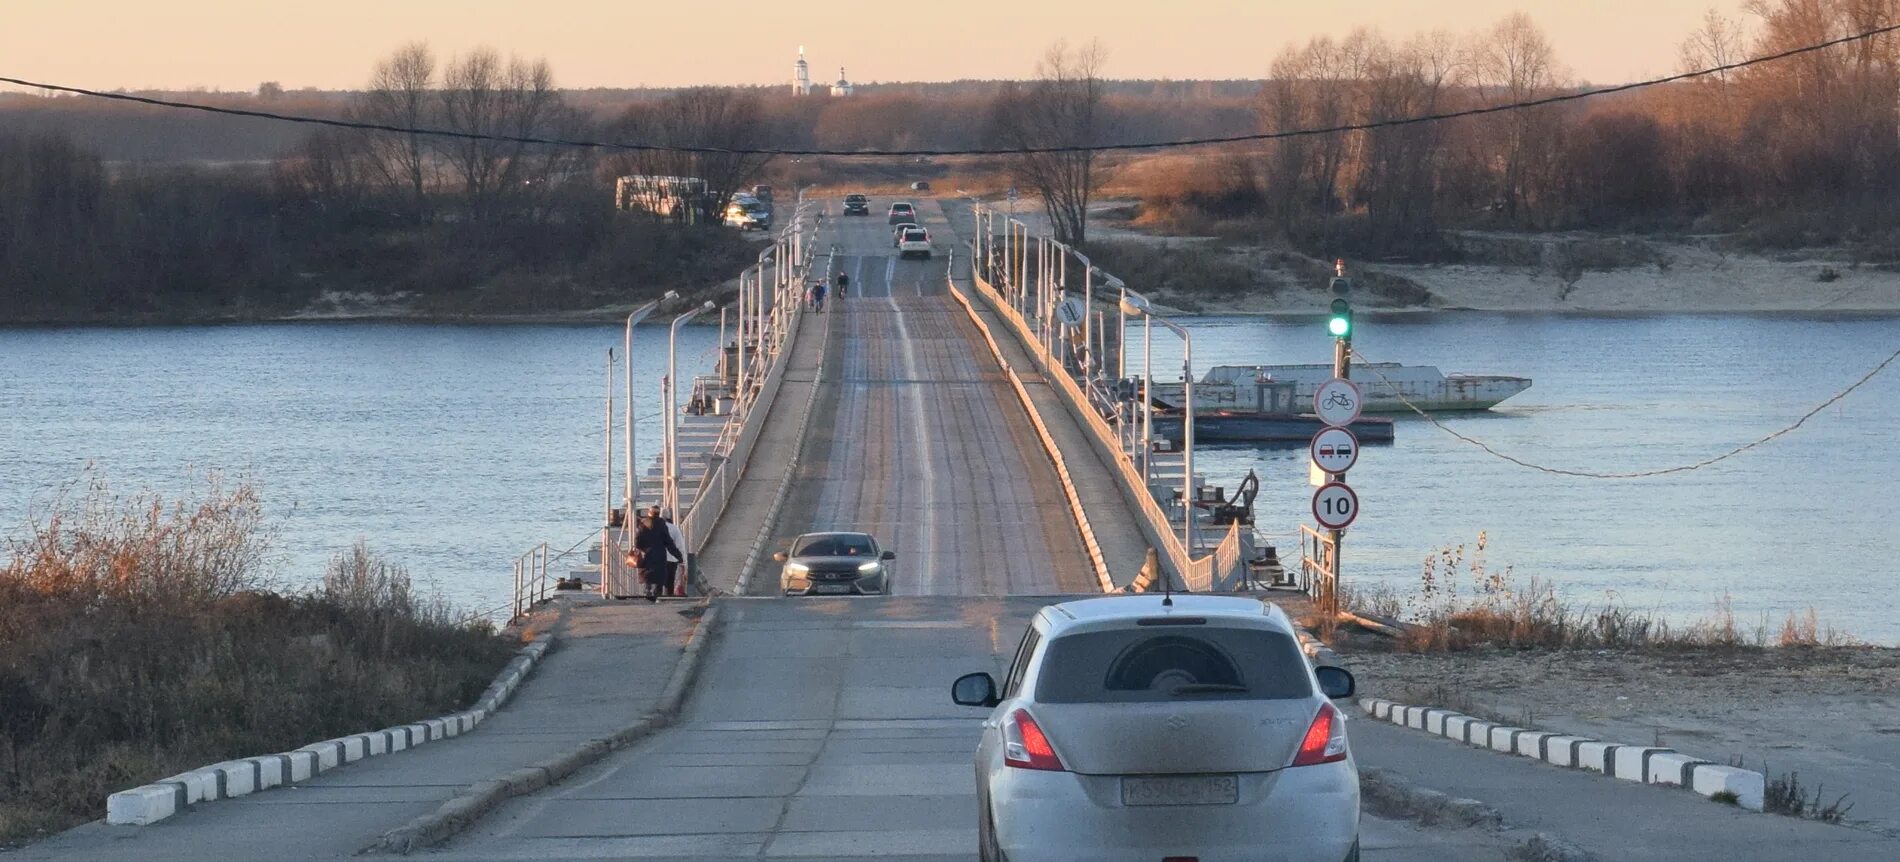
(843, 193, 871, 215)
(776, 531, 895, 596)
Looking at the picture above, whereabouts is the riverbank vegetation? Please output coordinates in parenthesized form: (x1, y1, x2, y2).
(0, 45, 766, 325)
(1342, 533, 1854, 653)
(1113, 1, 1900, 265)
(0, 479, 513, 846)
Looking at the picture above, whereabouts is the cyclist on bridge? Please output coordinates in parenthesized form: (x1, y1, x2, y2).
(835, 270, 849, 298)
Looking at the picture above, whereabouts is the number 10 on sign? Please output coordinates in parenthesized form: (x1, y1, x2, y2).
(1312, 482, 1359, 530)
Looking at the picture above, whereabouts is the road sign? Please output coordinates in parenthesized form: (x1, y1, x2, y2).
(1313, 378, 1363, 427)
(1310, 427, 1360, 474)
(1312, 482, 1359, 530)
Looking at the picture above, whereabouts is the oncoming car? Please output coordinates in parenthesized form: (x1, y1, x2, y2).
(951, 594, 1361, 862)
(843, 193, 871, 215)
(775, 532, 895, 596)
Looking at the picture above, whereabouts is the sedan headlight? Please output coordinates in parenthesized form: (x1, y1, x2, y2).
(786, 562, 810, 574)
(857, 561, 881, 573)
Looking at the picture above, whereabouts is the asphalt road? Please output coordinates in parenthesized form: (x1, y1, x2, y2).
(441, 597, 1511, 862)
(746, 198, 1097, 597)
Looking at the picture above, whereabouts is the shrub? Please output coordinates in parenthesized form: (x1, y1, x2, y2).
(0, 477, 512, 845)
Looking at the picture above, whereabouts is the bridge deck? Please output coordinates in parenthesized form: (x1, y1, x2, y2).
(742, 200, 1097, 597)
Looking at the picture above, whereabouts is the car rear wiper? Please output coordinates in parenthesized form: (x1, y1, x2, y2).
(1169, 683, 1248, 695)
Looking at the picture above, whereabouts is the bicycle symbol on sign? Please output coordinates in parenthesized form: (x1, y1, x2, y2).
(1322, 390, 1356, 410)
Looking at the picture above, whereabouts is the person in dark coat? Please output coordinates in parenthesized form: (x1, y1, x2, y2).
(632, 507, 682, 602)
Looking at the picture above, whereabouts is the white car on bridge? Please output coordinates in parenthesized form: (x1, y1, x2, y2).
(952, 594, 1361, 862)
(897, 227, 932, 260)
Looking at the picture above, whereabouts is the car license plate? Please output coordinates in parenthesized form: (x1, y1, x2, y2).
(1121, 774, 1239, 807)
(811, 583, 851, 595)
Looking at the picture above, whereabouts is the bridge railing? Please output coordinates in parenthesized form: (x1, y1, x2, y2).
(675, 226, 827, 593)
(961, 202, 1247, 592)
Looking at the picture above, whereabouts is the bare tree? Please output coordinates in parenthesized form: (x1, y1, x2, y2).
(354, 43, 436, 222)
(988, 39, 1108, 245)
(1469, 13, 1565, 222)
(607, 87, 775, 224)
(438, 48, 568, 223)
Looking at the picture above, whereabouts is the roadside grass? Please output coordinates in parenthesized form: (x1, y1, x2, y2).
(1762, 769, 1854, 823)
(0, 477, 515, 847)
(1344, 533, 1853, 653)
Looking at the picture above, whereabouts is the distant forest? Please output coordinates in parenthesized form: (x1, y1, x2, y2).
(4, 0, 1899, 322)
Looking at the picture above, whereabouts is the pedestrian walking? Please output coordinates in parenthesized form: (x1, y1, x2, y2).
(663, 509, 687, 597)
(631, 506, 681, 601)
(812, 278, 829, 312)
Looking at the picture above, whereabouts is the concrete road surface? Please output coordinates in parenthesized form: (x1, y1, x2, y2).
(440, 596, 1512, 861)
(747, 198, 1097, 597)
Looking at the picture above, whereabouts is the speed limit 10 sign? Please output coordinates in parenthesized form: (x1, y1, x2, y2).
(1312, 482, 1359, 530)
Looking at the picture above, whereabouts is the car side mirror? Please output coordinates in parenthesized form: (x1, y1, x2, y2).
(881, 550, 897, 560)
(1314, 666, 1356, 700)
(772, 552, 788, 562)
(951, 672, 1000, 708)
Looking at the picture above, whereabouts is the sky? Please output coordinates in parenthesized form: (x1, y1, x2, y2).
(2, 1, 1744, 92)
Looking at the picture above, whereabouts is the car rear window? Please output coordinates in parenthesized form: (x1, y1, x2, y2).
(1034, 627, 1312, 703)
(903, 230, 927, 241)
(893, 204, 912, 211)
(794, 535, 875, 557)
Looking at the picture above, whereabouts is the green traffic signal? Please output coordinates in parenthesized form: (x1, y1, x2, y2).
(1327, 298, 1352, 337)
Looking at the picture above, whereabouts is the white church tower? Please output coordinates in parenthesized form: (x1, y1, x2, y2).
(831, 67, 854, 97)
(792, 47, 812, 96)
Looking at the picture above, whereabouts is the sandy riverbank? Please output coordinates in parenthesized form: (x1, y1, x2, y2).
(1349, 646, 1900, 834)
(1066, 200, 1900, 316)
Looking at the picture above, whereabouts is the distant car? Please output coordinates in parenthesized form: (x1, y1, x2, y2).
(776, 532, 894, 596)
(911, 181, 931, 192)
(843, 193, 871, 215)
(952, 594, 1361, 862)
(888, 202, 917, 225)
(891, 222, 921, 246)
(898, 228, 932, 259)
(724, 200, 770, 231)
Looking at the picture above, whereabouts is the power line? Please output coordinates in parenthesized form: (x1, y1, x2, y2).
(3, 20, 1898, 157)
(1352, 344, 1900, 479)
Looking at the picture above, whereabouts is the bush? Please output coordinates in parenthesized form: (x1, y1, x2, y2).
(0, 478, 513, 845)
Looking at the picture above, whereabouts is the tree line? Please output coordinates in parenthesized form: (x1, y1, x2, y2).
(1151, 1, 1900, 257)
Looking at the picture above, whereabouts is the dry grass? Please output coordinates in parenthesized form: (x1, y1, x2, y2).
(0, 477, 513, 846)
(1350, 533, 1852, 653)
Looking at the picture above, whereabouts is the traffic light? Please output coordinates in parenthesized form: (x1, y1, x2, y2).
(1328, 298, 1352, 338)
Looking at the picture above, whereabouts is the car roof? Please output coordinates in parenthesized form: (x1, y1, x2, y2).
(1037, 595, 1296, 635)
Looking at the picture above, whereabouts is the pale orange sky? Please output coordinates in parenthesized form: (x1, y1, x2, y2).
(3, 1, 1745, 91)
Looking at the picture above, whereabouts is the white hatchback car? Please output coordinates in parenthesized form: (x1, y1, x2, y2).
(952, 594, 1360, 862)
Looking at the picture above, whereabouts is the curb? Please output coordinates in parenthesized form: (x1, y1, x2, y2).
(366, 602, 726, 854)
(1356, 696, 1765, 811)
(105, 634, 554, 827)
(945, 264, 1117, 594)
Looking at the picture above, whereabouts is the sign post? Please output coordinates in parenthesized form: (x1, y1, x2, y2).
(1309, 260, 1357, 616)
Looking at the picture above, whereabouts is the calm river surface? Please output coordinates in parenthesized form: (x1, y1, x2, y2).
(3, 315, 1897, 640)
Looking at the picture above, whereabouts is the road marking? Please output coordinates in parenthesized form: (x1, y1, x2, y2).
(888, 293, 939, 593)
(885, 256, 897, 297)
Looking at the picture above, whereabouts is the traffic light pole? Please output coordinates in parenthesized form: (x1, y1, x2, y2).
(1328, 327, 1350, 616)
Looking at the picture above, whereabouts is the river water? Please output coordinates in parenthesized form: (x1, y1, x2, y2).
(1129, 312, 1900, 643)
(0, 323, 719, 620)
(3, 315, 1898, 640)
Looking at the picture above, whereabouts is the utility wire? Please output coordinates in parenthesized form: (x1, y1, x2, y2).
(3, 20, 1898, 156)
(1352, 344, 1900, 479)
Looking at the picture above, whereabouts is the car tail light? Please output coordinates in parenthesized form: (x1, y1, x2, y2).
(1289, 702, 1348, 767)
(1003, 709, 1065, 771)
